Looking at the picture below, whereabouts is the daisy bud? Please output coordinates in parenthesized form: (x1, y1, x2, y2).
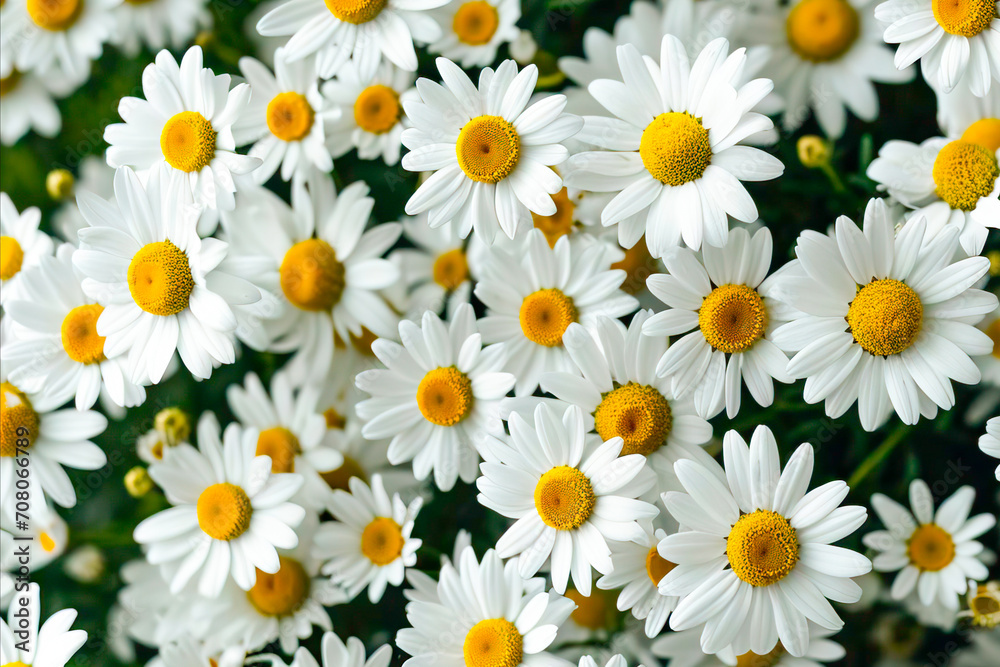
(155, 407, 190, 447)
(797, 135, 831, 168)
(45, 168, 74, 201)
(63, 545, 106, 583)
(124, 466, 153, 498)
(962, 581, 1000, 628)
(987, 250, 1000, 276)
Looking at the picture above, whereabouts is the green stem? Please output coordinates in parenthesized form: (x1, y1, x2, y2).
(820, 162, 847, 194)
(847, 423, 911, 489)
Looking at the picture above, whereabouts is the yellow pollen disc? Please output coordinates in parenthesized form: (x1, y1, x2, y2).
(594, 382, 673, 457)
(518, 288, 577, 347)
(354, 85, 401, 135)
(962, 118, 1000, 153)
(324, 0, 387, 24)
(247, 556, 311, 616)
(1, 383, 39, 458)
(0, 235, 24, 280)
(968, 584, 1000, 627)
(0, 69, 21, 97)
(267, 92, 315, 142)
(453, 1, 500, 45)
(986, 318, 1000, 359)
(324, 406, 347, 430)
(160, 111, 217, 173)
(127, 241, 195, 317)
(360, 516, 405, 565)
(320, 455, 367, 492)
(432, 248, 469, 290)
(932, 0, 997, 37)
(534, 466, 596, 530)
(61, 304, 106, 364)
(846, 279, 923, 356)
(39, 531, 56, 552)
(611, 236, 656, 295)
(279, 239, 346, 312)
(4, 662, 31, 667)
(645, 545, 677, 586)
(932, 140, 999, 211)
(531, 187, 576, 248)
(735, 644, 785, 667)
(907, 523, 955, 571)
(726, 510, 799, 587)
(456, 115, 521, 184)
(639, 112, 712, 186)
(565, 588, 615, 630)
(699, 284, 768, 354)
(463, 618, 523, 667)
(196, 483, 252, 541)
(785, 0, 860, 62)
(416, 366, 474, 426)
(256, 427, 299, 473)
(26, 0, 82, 31)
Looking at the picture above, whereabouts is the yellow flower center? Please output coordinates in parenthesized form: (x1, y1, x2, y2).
(0, 235, 24, 280)
(0, 383, 38, 458)
(196, 483, 253, 541)
(354, 84, 401, 135)
(534, 466, 595, 530)
(785, 0, 860, 62)
(727, 510, 799, 587)
(324, 0, 386, 23)
(612, 236, 656, 295)
(416, 366, 474, 426)
(453, 0, 500, 45)
(320, 455, 367, 492)
(0, 69, 21, 97)
(962, 118, 1000, 153)
(907, 523, 955, 571)
(518, 288, 577, 347)
(932, 0, 997, 37)
(968, 584, 1000, 627)
(335, 327, 380, 356)
(360, 516, 405, 565)
(323, 406, 347, 430)
(932, 140, 999, 211)
(4, 662, 31, 667)
(267, 92, 314, 142)
(279, 239, 346, 312)
(985, 318, 1000, 359)
(39, 531, 57, 552)
(846, 279, 923, 356)
(594, 383, 673, 457)
(159, 111, 217, 173)
(456, 115, 521, 184)
(645, 545, 677, 586)
(531, 187, 576, 248)
(463, 619, 523, 667)
(639, 112, 712, 186)
(565, 588, 616, 630)
(127, 240, 196, 317)
(432, 248, 469, 290)
(736, 644, 785, 667)
(247, 555, 311, 616)
(699, 284, 768, 354)
(61, 304, 106, 364)
(26, 0, 81, 31)
(256, 427, 299, 473)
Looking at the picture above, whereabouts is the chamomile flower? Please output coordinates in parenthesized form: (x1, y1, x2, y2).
(865, 479, 995, 610)
(314, 474, 422, 603)
(980, 416, 1000, 480)
(103, 46, 260, 212)
(428, 0, 520, 68)
(476, 402, 658, 596)
(1, 192, 53, 304)
(657, 426, 871, 657)
(0, 583, 87, 667)
(0, 502, 67, 609)
(256, 0, 449, 81)
(111, 0, 211, 57)
(642, 226, 792, 419)
(0, 66, 78, 145)
(401, 58, 583, 244)
(152, 639, 247, 667)
(936, 82, 1000, 140)
(389, 216, 474, 321)
(475, 229, 638, 396)
(133, 413, 306, 597)
(651, 625, 846, 667)
(772, 198, 997, 430)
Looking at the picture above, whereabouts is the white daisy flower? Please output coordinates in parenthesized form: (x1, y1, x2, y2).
(875, 0, 1000, 96)
(0, 66, 78, 145)
(133, 413, 306, 597)
(256, 0, 449, 81)
(313, 474, 422, 602)
(428, 0, 520, 68)
(936, 81, 1000, 139)
(657, 425, 871, 657)
(0, 502, 68, 609)
(389, 216, 474, 321)
(111, 0, 211, 57)
(563, 36, 783, 256)
(235, 48, 337, 185)
(651, 625, 846, 667)
(642, 226, 792, 419)
(865, 479, 996, 611)
(103, 46, 260, 212)
(979, 416, 1000, 480)
(476, 402, 658, 596)
(0, 583, 86, 666)
(401, 58, 583, 244)
(284, 632, 392, 667)
(152, 639, 246, 667)
(475, 228, 638, 396)
(1, 192, 53, 304)
(395, 545, 575, 667)
(771, 198, 997, 430)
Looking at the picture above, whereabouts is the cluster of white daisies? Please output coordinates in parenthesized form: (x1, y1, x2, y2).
(2, 0, 1000, 666)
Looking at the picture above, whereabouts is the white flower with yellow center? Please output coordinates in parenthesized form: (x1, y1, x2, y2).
(0, 66, 77, 145)
(355, 303, 515, 491)
(111, 0, 211, 57)
(153, 639, 246, 667)
(475, 229, 638, 396)
(1, 503, 67, 609)
(772, 198, 997, 430)
(281, 632, 392, 667)
(651, 625, 846, 667)
(657, 426, 871, 657)
(642, 226, 792, 419)
(313, 474, 422, 602)
(875, 0, 1000, 96)
(477, 402, 658, 596)
(133, 413, 307, 597)
(936, 80, 1000, 138)
(428, 0, 520, 68)
(865, 479, 995, 611)
(256, 0, 448, 81)
(401, 58, 583, 244)
(979, 416, 1000, 479)
(0, 192, 53, 304)
(389, 216, 474, 321)
(103, 46, 260, 212)
(0, 583, 86, 667)
(563, 36, 783, 257)
(396, 545, 575, 667)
